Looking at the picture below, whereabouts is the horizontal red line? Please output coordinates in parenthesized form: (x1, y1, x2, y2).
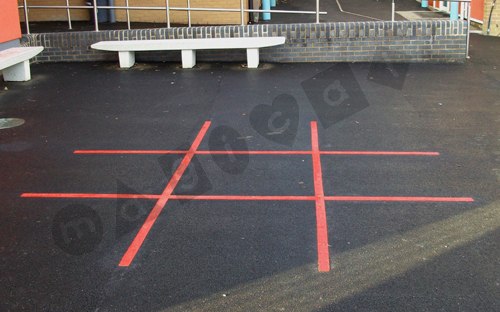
(21, 193, 161, 199)
(20, 193, 314, 201)
(21, 193, 473, 202)
(325, 196, 474, 202)
(197, 150, 312, 155)
(74, 150, 440, 156)
(320, 151, 440, 156)
(171, 195, 315, 201)
(74, 150, 186, 155)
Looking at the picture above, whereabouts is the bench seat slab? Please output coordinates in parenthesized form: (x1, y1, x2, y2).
(91, 37, 286, 69)
(0, 47, 44, 81)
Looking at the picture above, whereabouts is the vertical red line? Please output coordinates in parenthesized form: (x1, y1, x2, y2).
(310, 121, 331, 272)
(119, 121, 211, 267)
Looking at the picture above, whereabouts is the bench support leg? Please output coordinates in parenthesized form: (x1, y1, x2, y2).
(118, 51, 135, 68)
(181, 50, 196, 68)
(3, 60, 31, 81)
(247, 48, 260, 68)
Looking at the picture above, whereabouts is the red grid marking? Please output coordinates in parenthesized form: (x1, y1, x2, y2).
(74, 150, 440, 156)
(310, 121, 330, 272)
(21, 121, 474, 272)
(21, 193, 474, 202)
(118, 121, 210, 267)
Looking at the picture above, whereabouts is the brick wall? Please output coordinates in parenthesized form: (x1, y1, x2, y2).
(21, 20, 469, 64)
(483, 0, 499, 36)
(114, 0, 250, 25)
(18, 0, 90, 22)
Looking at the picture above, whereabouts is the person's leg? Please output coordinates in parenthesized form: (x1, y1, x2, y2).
(253, 0, 260, 23)
(86, 1, 94, 23)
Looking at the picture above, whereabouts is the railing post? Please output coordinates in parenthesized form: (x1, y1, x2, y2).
(66, 0, 72, 29)
(187, 0, 191, 27)
(23, 0, 30, 34)
(240, 0, 245, 26)
(466, 1, 471, 58)
(166, 0, 170, 28)
(392, 0, 395, 22)
(93, 0, 99, 31)
(126, 0, 131, 30)
(316, 0, 320, 23)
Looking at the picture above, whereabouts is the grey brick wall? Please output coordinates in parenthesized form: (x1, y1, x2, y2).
(21, 20, 468, 64)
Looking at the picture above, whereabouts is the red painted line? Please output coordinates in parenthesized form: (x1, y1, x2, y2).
(20, 193, 312, 201)
(75, 150, 439, 156)
(310, 121, 331, 272)
(74, 150, 186, 154)
(197, 150, 312, 155)
(21, 193, 160, 199)
(171, 195, 315, 201)
(119, 121, 211, 267)
(20, 193, 474, 203)
(75, 150, 311, 155)
(74, 150, 310, 155)
(320, 151, 440, 156)
(325, 196, 474, 202)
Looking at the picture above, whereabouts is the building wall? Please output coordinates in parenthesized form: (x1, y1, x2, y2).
(21, 21, 468, 64)
(483, 0, 499, 35)
(426, 0, 484, 23)
(18, 0, 90, 22)
(114, 0, 250, 25)
(472, 0, 485, 21)
(1, 0, 22, 45)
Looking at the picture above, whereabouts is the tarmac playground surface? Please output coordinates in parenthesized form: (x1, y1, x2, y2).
(0, 34, 499, 311)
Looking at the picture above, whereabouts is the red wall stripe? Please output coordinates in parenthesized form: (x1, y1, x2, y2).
(0, 0, 22, 44)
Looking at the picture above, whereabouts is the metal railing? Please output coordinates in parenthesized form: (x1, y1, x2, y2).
(390, 0, 472, 23)
(390, 0, 472, 58)
(19, 0, 327, 34)
(456, 0, 473, 58)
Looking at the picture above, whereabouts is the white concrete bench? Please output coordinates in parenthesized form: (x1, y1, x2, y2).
(0, 47, 44, 82)
(91, 37, 286, 69)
